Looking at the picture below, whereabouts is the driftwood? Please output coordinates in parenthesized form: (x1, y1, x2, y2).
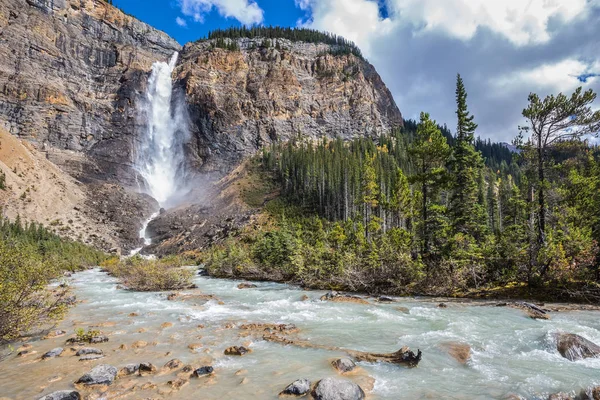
(263, 333, 421, 367)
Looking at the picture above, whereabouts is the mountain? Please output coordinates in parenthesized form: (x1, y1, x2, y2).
(0, 0, 402, 252)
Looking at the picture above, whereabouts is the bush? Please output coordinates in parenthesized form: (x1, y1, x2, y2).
(0, 241, 69, 342)
(101, 255, 194, 291)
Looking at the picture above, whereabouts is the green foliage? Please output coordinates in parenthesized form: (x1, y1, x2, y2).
(448, 75, 488, 241)
(75, 328, 101, 343)
(101, 255, 194, 292)
(0, 169, 5, 190)
(0, 215, 106, 342)
(206, 85, 600, 299)
(200, 26, 364, 59)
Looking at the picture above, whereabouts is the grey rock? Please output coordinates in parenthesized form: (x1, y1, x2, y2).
(42, 347, 63, 359)
(556, 333, 600, 361)
(75, 347, 103, 356)
(378, 296, 394, 302)
(331, 358, 356, 373)
(89, 335, 109, 344)
(118, 363, 140, 376)
(79, 354, 105, 361)
(312, 378, 365, 400)
(38, 390, 80, 400)
(75, 364, 118, 386)
(193, 366, 214, 377)
(279, 379, 311, 396)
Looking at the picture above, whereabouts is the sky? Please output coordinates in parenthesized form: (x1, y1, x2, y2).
(114, 0, 600, 143)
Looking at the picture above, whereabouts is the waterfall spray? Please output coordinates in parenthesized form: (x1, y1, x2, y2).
(132, 52, 188, 250)
(135, 52, 188, 207)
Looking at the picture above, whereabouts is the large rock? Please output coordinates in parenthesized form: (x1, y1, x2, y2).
(312, 378, 365, 400)
(38, 391, 80, 400)
(75, 348, 103, 356)
(331, 358, 356, 373)
(556, 333, 600, 361)
(75, 364, 118, 386)
(279, 379, 311, 396)
(42, 347, 63, 359)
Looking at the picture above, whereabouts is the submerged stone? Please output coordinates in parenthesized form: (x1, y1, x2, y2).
(225, 346, 251, 356)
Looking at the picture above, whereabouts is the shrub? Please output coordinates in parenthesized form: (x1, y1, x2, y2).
(0, 241, 69, 342)
(101, 256, 194, 291)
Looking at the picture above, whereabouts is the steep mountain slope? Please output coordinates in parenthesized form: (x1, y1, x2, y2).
(176, 39, 402, 171)
(0, 0, 403, 252)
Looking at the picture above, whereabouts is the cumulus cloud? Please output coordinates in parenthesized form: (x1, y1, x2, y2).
(179, 0, 263, 25)
(298, 0, 600, 142)
(175, 17, 188, 27)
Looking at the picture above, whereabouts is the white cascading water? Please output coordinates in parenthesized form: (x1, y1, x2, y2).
(132, 52, 188, 251)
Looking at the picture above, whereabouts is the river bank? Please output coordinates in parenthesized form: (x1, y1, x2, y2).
(2, 269, 600, 399)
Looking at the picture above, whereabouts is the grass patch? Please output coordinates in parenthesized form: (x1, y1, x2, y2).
(100, 255, 195, 292)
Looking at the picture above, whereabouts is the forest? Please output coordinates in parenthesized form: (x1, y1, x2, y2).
(199, 26, 364, 59)
(206, 76, 600, 301)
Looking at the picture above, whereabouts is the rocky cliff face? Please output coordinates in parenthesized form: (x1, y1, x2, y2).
(0, 0, 403, 252)
(176, 38, 402, 172)
(0, 0, 181, 184)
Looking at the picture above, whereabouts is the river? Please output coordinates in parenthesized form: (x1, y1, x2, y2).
(2, 269, 600, 399)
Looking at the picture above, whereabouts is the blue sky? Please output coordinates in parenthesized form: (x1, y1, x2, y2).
(112, 0, 600, 143)
(113, 0, 306, 44)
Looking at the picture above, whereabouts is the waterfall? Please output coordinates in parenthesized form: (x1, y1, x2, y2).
(135, 52, 188, 208)
(132, 52, 188, 250)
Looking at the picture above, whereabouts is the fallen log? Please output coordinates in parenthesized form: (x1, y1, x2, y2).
(263, 334, 421, 367)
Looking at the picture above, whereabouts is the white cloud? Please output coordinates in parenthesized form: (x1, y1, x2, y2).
(492, 59, 592, 93)
(179, 0, 263, 25)
(387, 0, 589, 46)
(297, 0, 600, 142)
(175, 17, 188, 27)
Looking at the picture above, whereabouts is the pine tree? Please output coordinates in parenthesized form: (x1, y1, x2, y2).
(409, 112, 451, 255)
(448, 74, 487, 240)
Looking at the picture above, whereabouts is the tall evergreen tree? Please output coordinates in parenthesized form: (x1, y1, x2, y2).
(410, 112, 451, 255)
(448, 74, 487, 240)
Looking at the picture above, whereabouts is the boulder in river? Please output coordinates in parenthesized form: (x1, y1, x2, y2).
(579, 386, 600, 400)
(75, 348, 103, 356)
(440, 342, 471, 364)
(75, 364, 117, 386)
(193, 366, 214, 377)
(279, 378, 311, 396)
(238, 283, 257, 289)
(377, 296, 395, 302)
(42, 347, 64, 359)
(38, 391, 80, 400)
(89, 335, 109, 344)
(138, 362, 157, 375)
(312, 377, 365, 400)
(556, 333, 600, 361)
(225, 346, 251, 356)
(331, 358, 356, 373)
(118, 364, 140, 376)
(163, 358, 183, 370)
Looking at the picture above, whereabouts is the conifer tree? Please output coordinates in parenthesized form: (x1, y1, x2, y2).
(448, 74, 487, 240)
(410, 112, 451, 255)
